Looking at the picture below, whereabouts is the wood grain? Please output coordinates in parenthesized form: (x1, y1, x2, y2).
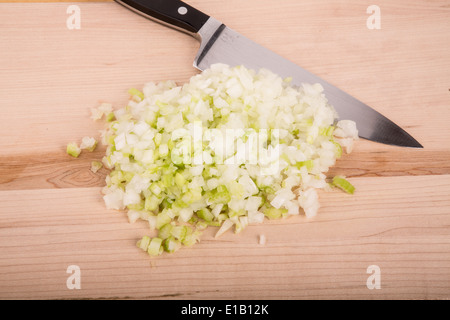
(0, 175, 449, 300)
(1, 147, 450, 191)
(0, 0, 449, 300)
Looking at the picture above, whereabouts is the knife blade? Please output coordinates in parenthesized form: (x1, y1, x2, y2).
(115, 0, 423, 148)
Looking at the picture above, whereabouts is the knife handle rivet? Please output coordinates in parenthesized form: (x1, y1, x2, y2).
(178, 6, 188, 15)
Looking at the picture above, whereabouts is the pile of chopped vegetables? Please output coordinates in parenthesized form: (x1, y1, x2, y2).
(68, 64, 358, 257)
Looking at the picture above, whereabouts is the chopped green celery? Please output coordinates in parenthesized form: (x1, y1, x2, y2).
(122, 171, 135, 183)
(196, 207, 214, 222)
(136, 235, 150, 251)
(217, 213, 229, 222)
(128, 88, 144, 100)
(195, 221, 209, 230)
(143, 165, 159, 175)
(159, 104, 176, 116)
(182, 228, 200, 247)
(90, 161, 103, 173)
(162, 236, 181, 253)
(202, 95, 214, 106)
(175, 172, 186, 188)
(228, 210, 245, 218)
(145, 195, 161, 212)
(161, 173, 174, 188)
(260, 186, 275, 194)
(173, 165, 186, 175)
(108, 122, 118, 132)
(154, 133, 162, 146)
(158, 223, 173, 240)
(188, 215, 199, 225)
(263, 206, 288, 220)
(109, 170, 120, 183)
(66, 142, 81, 158)
(295, 160, 314, 171)
(127, 202, 144, 211)
(202, 166, 214, 179)
(200, 219, 220, 227)
(155, 210, 172, 229)
(105, 112, 115, 122)
(234, 221, 244, 234)
(228, 181, 244, 198)
(171, 147, 191, 165)
(155, 100, 168, 109)
(319, 126, 335, 137)
(106, 142, 116, 153)
(332, 176, 355, 194)
(248, 121, 260, 131)
(299, 118, 314, 127)
(147, 237, 163, 256)
(332, 140, 343, 158)
(190, 188, 203, 202)
(280, 153, 291, 164)
(160, 197, 174, 209)
(208, 187, 231, 204)
(120, 171, 134, 183)
(149, 182, 162, 196)
(173, 198, 189, 208)
(171, 225, 187, 241)
(159, 144, 169, 157)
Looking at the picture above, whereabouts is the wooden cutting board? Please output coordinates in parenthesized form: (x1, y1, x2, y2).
(0, 0, 449, 300)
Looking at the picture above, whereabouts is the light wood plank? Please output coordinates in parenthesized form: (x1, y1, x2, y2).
(0, 175, 449, 299)
(0, 1, 449, 155)
(2, 146, 450, 190)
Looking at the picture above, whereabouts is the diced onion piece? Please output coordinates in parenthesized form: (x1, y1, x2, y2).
(80, 136, 98, 152)
(90, 161, 103, 173)
(215, 219, 234, 238)
(259, 234, 266, 245)
(127, 210, 141, 224)
(298, 188, 320, 218)
(91, 103, 113, 121)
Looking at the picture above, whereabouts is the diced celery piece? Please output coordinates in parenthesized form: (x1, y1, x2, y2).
(171, 225, 187, 241)
(66, 142, 81, 158)
(162, 236, 181, 253)
(147, 237, 163, 256)
(332, 176, 355, 194)
(196, 208, 214, 222)
(155, 211, 172, 229)
(128, 88, 144, 100)
(263, 206, 287, 220)
(136, 235, 150, 251)
(158, 223, 173, 240)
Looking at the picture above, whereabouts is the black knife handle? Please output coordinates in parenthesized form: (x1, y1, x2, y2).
(116, 0, 210, 34)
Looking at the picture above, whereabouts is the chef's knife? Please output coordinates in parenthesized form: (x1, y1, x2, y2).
(115, 0, 423, 148)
